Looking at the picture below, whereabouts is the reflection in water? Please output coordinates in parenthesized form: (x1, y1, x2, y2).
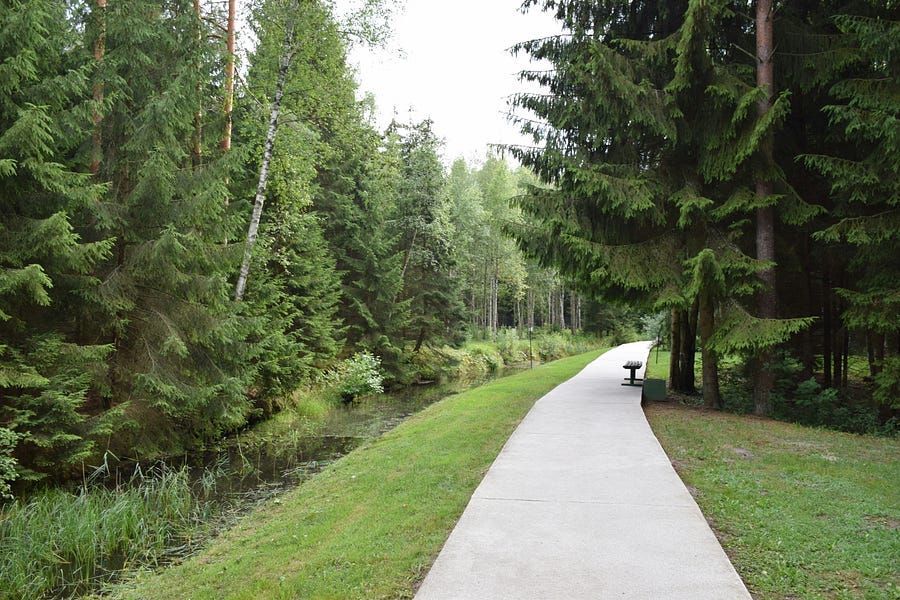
(169, 369, 521, 505)
(19, 369, 525, 598)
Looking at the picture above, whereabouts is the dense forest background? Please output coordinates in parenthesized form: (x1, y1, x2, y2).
(1, 0, 897, 499)
(508, 1, 897, 422)
(0, 0, 627, 496)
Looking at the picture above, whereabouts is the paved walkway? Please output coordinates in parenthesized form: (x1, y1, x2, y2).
(415, 341, 751, 599)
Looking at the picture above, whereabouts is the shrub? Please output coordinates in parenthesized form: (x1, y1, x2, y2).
(0, 427, 17, 500)
(334, 352, 385, 401)
(873, 356, 900, 410)
(494, 329, 527, 363)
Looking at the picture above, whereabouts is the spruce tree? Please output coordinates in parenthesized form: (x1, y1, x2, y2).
(86, 0, 253, 449)
(315, 118, 408, 367)
(510, 0, 812, 407)
(0, 0, 113, 482)
(391, 119, 464, 351)
(802, 11, 899, 407)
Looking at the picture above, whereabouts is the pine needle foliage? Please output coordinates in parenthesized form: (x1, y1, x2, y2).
(800, 11, 899, 404)
(508, 0, 818, 404)
(86, 0, 254, 446)
(0, 0, 114, 482)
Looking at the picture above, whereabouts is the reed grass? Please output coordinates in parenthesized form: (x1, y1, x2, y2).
(0, 465, 209, 599)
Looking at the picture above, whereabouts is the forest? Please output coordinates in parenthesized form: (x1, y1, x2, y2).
(509, 1, 897, 419)
(1, 0, 897, 504)
(0, 0, 619, 499)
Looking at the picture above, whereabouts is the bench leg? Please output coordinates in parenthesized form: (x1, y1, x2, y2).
(621, 368, 641, 386)
(621, 367, 644, 386)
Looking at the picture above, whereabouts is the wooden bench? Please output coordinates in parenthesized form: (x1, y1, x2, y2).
(622, 360, 644, 386)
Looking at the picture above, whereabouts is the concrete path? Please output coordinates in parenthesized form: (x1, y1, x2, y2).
(415, 341, 751, 599)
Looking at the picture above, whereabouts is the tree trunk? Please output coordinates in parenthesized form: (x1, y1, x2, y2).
(698, 294, 722, 409)
(753, 0, 777, 416)
(234, 30, 292, 301)
(222, 0, 236, 151)
(482, 260, 489, 338)
(670, 303, 698, 394)
(841, 327, 850, 388)
(90, 0, 107, 175)
(670, 307, 682, 388)
(569, 289, 577, 333)
(576, 294, 582, 331)
(873, 332, 885, 375)
(527, 288, 535, 330)
(413, 327, 426, 353)
(192, 0, 203, 169)
(800, 241, 815, 378)
(823, 256, 833, 387)
(547, 289, 552, 329)
(491, 270, 498, 337)
(516, 299, 523, 334)
(558, 287, 566, 331)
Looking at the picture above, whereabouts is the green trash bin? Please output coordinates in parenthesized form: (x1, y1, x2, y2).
(641, 378, 667, 404)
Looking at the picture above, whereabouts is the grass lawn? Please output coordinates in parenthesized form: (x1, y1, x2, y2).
(645, 405, 899, 599)
(111, 349, 608, 599)
(644, 348, 671, 380)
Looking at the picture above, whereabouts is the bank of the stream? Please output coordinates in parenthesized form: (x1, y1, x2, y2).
(0, 369, 520, 599)
(1, 335, 610, 599)
(109, 348, 608, 599)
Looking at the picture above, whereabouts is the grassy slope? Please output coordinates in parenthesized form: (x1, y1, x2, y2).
(116, 349, 608, 600)
(646, 403, 899, 599)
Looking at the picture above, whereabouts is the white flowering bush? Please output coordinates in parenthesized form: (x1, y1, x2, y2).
(338, 352, 384, 401)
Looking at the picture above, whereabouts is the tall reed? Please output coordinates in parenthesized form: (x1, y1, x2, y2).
(0, 465, 207, 599)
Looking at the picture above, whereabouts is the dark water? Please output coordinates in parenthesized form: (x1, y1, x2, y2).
(158, 367, 525, 505)
(204, 367, 520, 498)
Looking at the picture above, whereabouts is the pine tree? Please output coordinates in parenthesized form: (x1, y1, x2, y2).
(86, 0, 253, 449)
(510, 0, 812, 407)
(0, 0, 113, 483)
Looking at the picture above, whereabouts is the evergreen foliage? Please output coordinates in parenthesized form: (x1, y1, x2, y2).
(236, 0, 349, 402)
(315, 118, 407, 365)
(390, 119, 465, 351)
(801, 11, 899, 406)
(0, 0, 113, 480)
(87, 0, 254, 448)
(3, 0, 894, 492)
(508, 0, 875, 410)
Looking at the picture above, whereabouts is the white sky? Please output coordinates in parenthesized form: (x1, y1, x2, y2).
(342, 0, 560, 166)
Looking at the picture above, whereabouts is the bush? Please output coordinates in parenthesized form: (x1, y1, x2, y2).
(873, 356, 900, 410)
(766, 353, 894, 435)
(494, 329, 528, 363)
(332, 352, 385, 402)
(0, 427, 17, 500)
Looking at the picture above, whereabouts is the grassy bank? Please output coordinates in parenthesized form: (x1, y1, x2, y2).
(645, 405, 899, 598)
(113, 349, 608, 599)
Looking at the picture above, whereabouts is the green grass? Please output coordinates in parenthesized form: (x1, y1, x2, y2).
(0, 466, 210, 599)
(645, 404, 900, 599)
(112, 349, 609, 599)
(644, 348, 671, 380)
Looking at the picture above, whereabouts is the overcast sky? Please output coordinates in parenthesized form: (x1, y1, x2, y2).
(342, 0, 560, 165)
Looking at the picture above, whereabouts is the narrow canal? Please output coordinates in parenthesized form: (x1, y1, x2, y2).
(67, 366, 527, 596)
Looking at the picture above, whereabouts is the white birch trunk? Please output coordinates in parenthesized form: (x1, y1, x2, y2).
(234, 30, 293, 301)
(559, 287, 566, 330)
